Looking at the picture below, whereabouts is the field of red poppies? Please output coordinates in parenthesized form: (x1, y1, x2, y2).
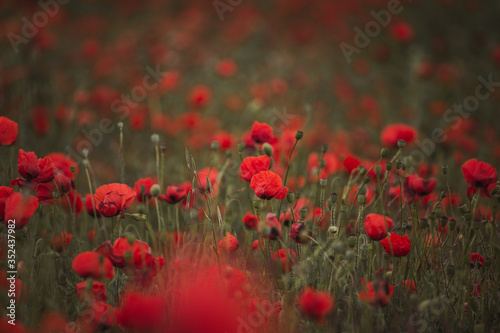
(1, 0, 500, 332)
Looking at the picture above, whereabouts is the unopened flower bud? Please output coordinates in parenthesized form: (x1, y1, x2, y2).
(440, 216, 448, 227)
(380, 147, 389, 158)
(150, 184, 161, 197)
(295, 131, 303, 140)
(385, 162, 393, 171)
(358, 195, 367, 205)
(262, 143, 273, 156)
(330, 193, 337, 204)
(151, 134, 160, 144)
(211, 141, 219, 151)
(459, 204, 468, 214)
(286, 192, 295, 204)
(319, 160, 326, 168)
(396, 160, 403, 170)
(238, 143, 245, 153)
(442, 165, 448, 175)
(117, 121, 123, 129)
(320, 178, 327, 187)
(347, 236, 356, 248)
(321, 144, 328, 153)
(332, 240, 345, 254)
(126, 233, 136, 245)
(419, 218, 428, 229)
(375, 165, 382, 175)
(397, 140, 406, 148)
(448, 218, 457, 231)
(345, 250, 355, 261)
(299, 208, 308, 220)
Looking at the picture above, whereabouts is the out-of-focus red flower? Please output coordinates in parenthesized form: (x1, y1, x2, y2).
(36, 174, 74, 203)
(240, 155, 271, 182)
(78, 301, 121, 332)
(258, 213, 283, 240)
(250, 170, 288, 200)
(0, 317, 29, 333)
(47, 153, 79, 180)
(404, 174, 437, 202)
(0, 116, 18, 145)
(71, 252, 114, 280)
(218, 232, 239, 254)
(252, 239, 263, 250)
(87, 229, 96, 243)
(364, 214, 394, 241)
(196, 167, 218, 195)
(359, 278, 394, 306)
(402, 280, 417, 294)
(215, 58, 238, 78)
(250, 121, 274, 144)
(159, 184, 190, 204)
(76, 281, 107, 303)
(273, 248, 297, 273)
(380, 233, 411, 257)
(242, 211, 259, 229)
(470, 253, 485, 267)
(3, 193, 39, 229)
(85, 194, 100, 217)
(120, 293, 168, 332)
(0, 186, 14, 220)
(31, 106, 50, 136)
(48, 231, 73, 252)
(390, 21, 414, 44)
(94, 183, 135, 217)
(289, 222, 311, 244)
(36, 312, 76, 333)
(112, 237, 152, 268)
(188, 84, 212, 108)
(462, 159, 497, 198)
(297, 287, 334, 322)
(134, 177, 157, 202)
(381, 123, 418, 148)
(307, 152, 341, 181)
(211, 130, 234, 150)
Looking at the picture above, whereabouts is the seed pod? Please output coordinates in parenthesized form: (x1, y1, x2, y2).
(397, 140, 406, 148)
(380, 148, 389, 158)
(347, 236, 356, 248)
(295, 130, 303, 140)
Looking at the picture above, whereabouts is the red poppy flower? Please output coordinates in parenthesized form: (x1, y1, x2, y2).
(470, 253, 485, 267)
(112, 237, 153, 268)
(250, 121, 274, 144)
(390, 21, 414, 44)
(188, 84, 212, 108)
(0, 186, 14, 220)
(0, 116, 18, 145)
(36, 174, 74, 203)
(402, 280, 417, 294)
(240, 155, 271, 182)
(36, 312, 75, 333)
(242, 211, 259, 229)
(85, 194, 100, 217)
(158, 183, 190, 204)
(380, 233, 411, 257)
(364, 214, 394, 241)
(13, 149, 55, 187)
(71, 251, 114, 280)
(307, 152, 341, 181)
(289, 222, 311, 244)
(462, 159, 497, 198)
(134, 177, 157, 202)
(76, 280, 107, 303)
(258, 213, 283, 240)
(250, 170, 288, 200)
(78, 302, 120, 331)
(359, 278, 394, 306)
(3, 193, 39, 229)
(404, 174, 437, 202)
(297, 287, 334, 322)
(196, 167, 218, 195)
(48, 231, 73, 252)
(47, 153, 79, 180)
(94, 183, 135, 217)
(215, 58, 238, 78)
(252, 239, 263, 251)
(218, 232, 239, 254)
(380, 123, 418, 148)
(120, 293, 168, 332)
(273, 248, 297, 273)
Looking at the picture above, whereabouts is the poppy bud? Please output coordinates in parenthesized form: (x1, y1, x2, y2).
(345, 250, 355, 260)
(358, 195, 367, 205)
(253, 201, 261, 209)
(386, 162, 393, 171)
(330, 193, 337, 204)
(150, 184, 161, 197)
(295, 130, 303, 140)
(126, 233, 136, 245)
(117, 121, 123, 129)
(151, 134, 160, 144)
(262, 143, 273, 156)
(347, 236, 356, 248)
(419, 218, 428, 229)
(396, 160, 403, 170)
(448, 218, 457, 231)
(299, 208, 307, 220)
(397, 140, 406, 148)
(211, 141, 219, 151)
(358, 165, 367, 175)
(160, 143, 167, 152)
(320, 178, 327, 187)
(380, 147, 389, 158)
(440, 216, 448, 228)
(328, 226, 338, 239)
(286, 192, 294, 204)
(442, 165, 448, 175)
(136, 203, 146, 214)
(319, 160, 326, 168)
(321, 144, 328, 153)
(237, 143, 245, 152)
(375, 165, 382, 175)
(459, 204, 468, 214)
